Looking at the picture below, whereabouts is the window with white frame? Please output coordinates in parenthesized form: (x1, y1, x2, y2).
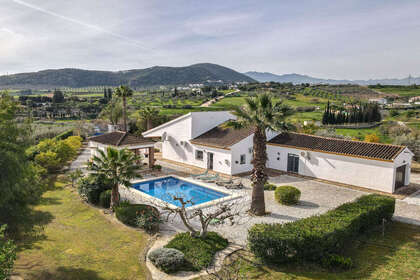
(195, 150, 204, 161)
(240, 154, 246, 164)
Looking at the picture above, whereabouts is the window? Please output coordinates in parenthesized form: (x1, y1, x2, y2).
(240, 154, 246, 165)
(195, 150, 204, 161)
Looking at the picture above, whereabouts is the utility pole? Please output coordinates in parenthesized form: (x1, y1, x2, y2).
(408, 74, 412, 86)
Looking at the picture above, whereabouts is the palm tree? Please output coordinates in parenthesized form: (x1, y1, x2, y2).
(88, 147, 141, 209)
(138, 106, 160, 130)
(225, 93, 293, 216)
(99, 97, 123, 125)
(114, 85, 133, 132)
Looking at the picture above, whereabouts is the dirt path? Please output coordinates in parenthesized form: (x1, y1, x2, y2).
(200, 89, 239, 107)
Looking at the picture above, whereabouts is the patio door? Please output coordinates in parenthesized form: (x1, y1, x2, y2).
(287, 153, 299, 173)
(207, 152, 214, 170)
(395, 165, 406, 190)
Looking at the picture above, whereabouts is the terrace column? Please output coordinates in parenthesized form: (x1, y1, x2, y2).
(148, 146, 155, 168)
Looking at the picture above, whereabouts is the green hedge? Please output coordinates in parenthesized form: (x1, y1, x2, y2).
(165, 232, 228, 271)
(264, 183, 277, 191)
(248, 194, 395, 264)
(54, 129, 74, 141)
(115, 204, 159, 227)
(274, 186, 301, 205)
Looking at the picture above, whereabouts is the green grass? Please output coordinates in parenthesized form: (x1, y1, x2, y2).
(335, 127, 392, 143)
(374, 87, 420, 97)
(219, 222, 419, 280)
(13, 178, 150, 280)
(165, 232, 228, 271)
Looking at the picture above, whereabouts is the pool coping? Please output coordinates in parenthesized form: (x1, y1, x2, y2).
(124, 175, 243, 211)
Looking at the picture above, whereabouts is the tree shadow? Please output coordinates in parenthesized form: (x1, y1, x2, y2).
(16, 208, 55, 251)
(26, 267, 106, 280)
(38, 196, 62, 206)
(293, 200, 319, 209)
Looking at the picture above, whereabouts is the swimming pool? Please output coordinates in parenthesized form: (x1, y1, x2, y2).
(131, 176, 229, 207)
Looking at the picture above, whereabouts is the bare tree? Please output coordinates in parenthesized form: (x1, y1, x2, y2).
(161, 196, 244, 238)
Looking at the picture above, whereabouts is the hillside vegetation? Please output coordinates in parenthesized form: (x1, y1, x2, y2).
(0, 63, 254, 89)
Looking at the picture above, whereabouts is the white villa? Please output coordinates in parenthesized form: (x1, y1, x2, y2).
(143, 111, 413, 194)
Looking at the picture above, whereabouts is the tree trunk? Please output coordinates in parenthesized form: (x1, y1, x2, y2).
(250, 127, 267, 216)
(110, 184, 120, 210)
(147, 118, 152, 130)
(122, 96, 127, 132)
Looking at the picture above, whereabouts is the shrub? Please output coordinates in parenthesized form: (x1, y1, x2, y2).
(264, 183, 277, 191)
(135, 207, 161, 233)
(248, 194, 395, 264)
(0, 225, 16, 280)
(165, 232, 228, 271)
(152, 164, 162, 171)
(321, 254, 353, 270)
(274, 186, 301, 205)
(99, 190, 111, 209)
(77, 174, 110, 205)
(35, 150, 61, 172)
(115, 204, 159, 228)
(54, 129, 73, 140)
(148, 247, 185, 273)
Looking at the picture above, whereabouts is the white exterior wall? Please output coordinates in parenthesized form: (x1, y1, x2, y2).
(267, 145, 397, 193)
(192, 144, 232, 174)
(230, 134, 254, 174)
(392, 147, 413, 191)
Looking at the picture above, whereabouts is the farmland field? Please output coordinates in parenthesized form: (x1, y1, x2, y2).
(373, 87, 420, 97)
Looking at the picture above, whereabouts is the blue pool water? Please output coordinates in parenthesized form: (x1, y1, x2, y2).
(132, 176, 228, 207)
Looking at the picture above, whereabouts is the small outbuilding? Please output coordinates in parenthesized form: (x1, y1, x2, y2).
(89, 131, 156, 167)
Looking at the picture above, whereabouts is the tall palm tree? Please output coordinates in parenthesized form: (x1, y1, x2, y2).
(88, 147, 140, 209)
(114, 85, 133, 132)
(99, 97, 123, 125)
(138, 106, 160, 130)
(225, 93, 293, 216)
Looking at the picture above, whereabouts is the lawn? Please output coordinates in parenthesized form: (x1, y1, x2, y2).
(13, 178, 150, 280)
(215, 222, 419, 280)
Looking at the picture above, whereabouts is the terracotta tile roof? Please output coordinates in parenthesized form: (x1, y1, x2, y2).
(268, 132, 406, 161)
(89, 131, 155, 147)
(190, 123, 254, 149)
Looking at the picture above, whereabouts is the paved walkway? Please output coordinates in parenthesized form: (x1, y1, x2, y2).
(68, 145, 91, 173)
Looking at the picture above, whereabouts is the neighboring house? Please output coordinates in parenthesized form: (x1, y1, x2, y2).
(143, 111, 413, 193)
(408, 96, 420, 103)
(89, 131, 156, 167)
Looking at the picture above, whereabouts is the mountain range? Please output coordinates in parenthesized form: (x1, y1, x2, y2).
(1, 63, 418, 88)
(0, 63, 255, 89)
(244, 71, 420, 85)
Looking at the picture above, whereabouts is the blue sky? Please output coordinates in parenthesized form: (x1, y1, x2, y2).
(1, 0, 419, 79)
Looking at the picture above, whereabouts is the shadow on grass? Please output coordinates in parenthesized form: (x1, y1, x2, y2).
(227, 222, 420, 280)
(27, 267, 106, 280)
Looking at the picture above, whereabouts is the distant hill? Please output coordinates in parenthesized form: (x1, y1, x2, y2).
(244, 71, 420, 85)
(0, 63, 255, 89)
